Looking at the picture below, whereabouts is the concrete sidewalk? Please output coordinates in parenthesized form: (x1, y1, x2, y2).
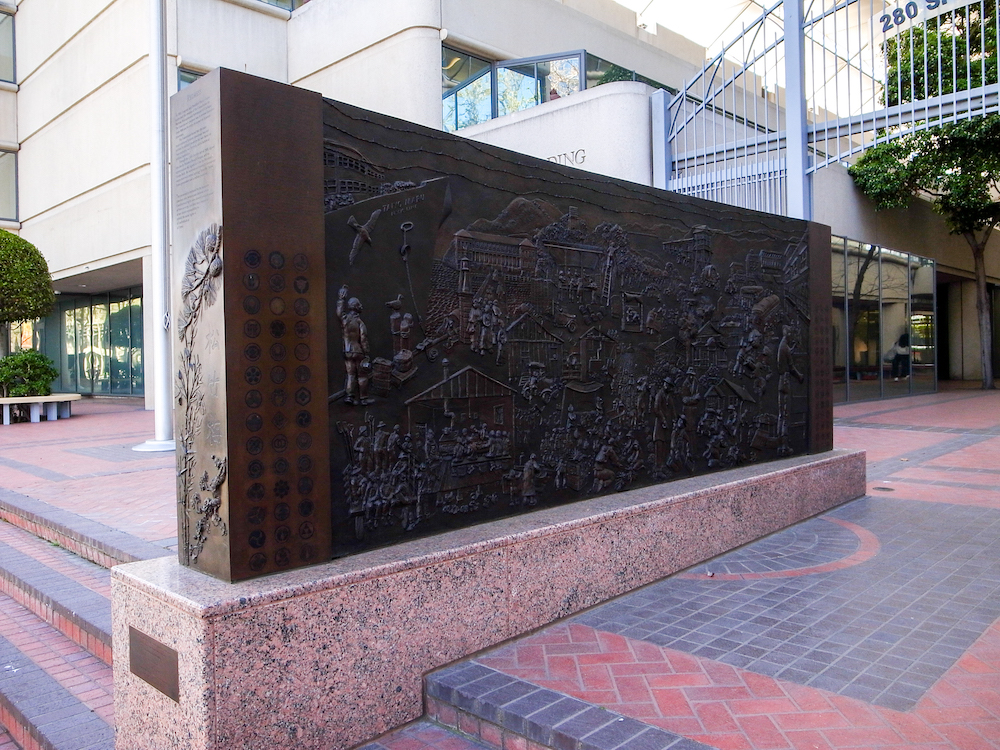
(0, 388, 999, 749)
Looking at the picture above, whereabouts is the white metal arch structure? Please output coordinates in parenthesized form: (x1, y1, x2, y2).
(655, 0, 1000, 219)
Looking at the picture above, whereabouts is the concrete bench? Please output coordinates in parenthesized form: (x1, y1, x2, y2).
(0, 393, 82, 425)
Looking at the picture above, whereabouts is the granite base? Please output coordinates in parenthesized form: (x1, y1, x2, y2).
(111, 449, 865, 750)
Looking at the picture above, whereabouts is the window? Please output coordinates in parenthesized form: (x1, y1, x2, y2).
(584, 53, 673, 94)
(178, 68, 204, 90)
(442, 46, 493, 133)
(497, 55, 581, 116)
(831, 237, 936, 402)
(258, 0, 310, 9)
(38, 287, 145, 396)
(443, 46, 675, 132)
(0, 150, 16, 221)
(0, 13, 13, 84)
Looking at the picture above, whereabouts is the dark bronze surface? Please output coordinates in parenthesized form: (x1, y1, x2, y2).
(128, 626, 179, 702)
(172, 70, 834, 578)
(322, 100, 833, 558)
(171, 69, 330, 582)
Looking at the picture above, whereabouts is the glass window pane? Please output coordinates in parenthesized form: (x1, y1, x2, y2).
(539, 56, 580, 101)
(847, 241, 880, 401)
(497, 63, 540, 116)
(586, 53, 633, 88)
(109, 293, 131, 394)
(41, 306, 62, 392)
(831, 237, 848, 403)
(880, 248, 911, 397)
(0, 15, 13, 84)
(910, 256, 936, 393)
(178, 68, 203, 91)
(130, 290, 144, 394)
(0, 151, 17, 221)
(442, 46, 492, 132)
(73, 305, 90, 392)
(90, 297, 110, 394)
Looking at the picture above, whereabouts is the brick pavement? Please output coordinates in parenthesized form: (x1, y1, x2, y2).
(432, 389, 1000, 750)
(2, 390, 1000, 750)
(0, 398, 176, 547)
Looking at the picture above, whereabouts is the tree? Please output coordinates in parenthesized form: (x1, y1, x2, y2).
(883, 2, 997, 106)
(0, 229, 55, 356)
(849, 116, 1000, 388)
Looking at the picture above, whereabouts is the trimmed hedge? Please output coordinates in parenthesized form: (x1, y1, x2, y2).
(0, 350, 59, 397)
(0, 229, 55, 325)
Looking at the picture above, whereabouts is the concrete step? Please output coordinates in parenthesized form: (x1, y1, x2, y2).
(0, 593, 114, 750)
(0, 521, 112, 665)
(357, 718, 494, 750)
(424, 663, 714, 750)
(0, 488, 171, 569)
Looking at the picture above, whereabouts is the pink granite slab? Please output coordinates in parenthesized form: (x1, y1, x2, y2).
(112, 449, 865, 750)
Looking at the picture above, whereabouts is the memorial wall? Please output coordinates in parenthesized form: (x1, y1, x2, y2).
(171, 69, 831, 581)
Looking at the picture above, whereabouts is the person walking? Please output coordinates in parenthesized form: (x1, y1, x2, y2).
(892, 332, 910, 381)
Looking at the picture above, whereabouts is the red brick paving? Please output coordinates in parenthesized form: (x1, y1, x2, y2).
(0, 593, 114, 724)
(0, 519, 111, 598)
(0, 728, 17, 750)
(851, 391, 1000, 430)
(477, 619, 1000, 749)
(923, 436, 1000, 469)
(832, 427, 954, 464)
(0, 399, 176, 543)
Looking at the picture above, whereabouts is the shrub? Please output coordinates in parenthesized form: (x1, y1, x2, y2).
(0, 229, 55, 326)
(0, 350, 59, 397)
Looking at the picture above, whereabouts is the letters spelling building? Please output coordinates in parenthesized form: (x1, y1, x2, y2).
(5, 0, 997, 414)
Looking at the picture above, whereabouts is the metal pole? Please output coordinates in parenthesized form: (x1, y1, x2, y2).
(784, 0, 811, 220)
(651, 88, 671, 190)
(134, 0, 175, 452)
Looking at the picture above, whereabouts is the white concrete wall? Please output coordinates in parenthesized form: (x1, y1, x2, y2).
(460, 81, 653, 187)
(291, 22, 442, 128)
(287, 0, 442, 127)
(174, 0, 288, 82)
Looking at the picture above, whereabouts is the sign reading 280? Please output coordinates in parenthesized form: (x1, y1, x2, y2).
(879, 0, 955, 33)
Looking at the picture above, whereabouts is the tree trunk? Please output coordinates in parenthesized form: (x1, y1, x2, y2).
(848, 244, 879, 366)
(969, 238, 995, 389)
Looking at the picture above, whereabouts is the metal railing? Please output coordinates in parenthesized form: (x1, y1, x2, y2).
(662, 0, 1000, 217)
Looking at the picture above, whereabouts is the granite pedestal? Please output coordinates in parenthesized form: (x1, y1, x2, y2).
(112, 448, 865, 750)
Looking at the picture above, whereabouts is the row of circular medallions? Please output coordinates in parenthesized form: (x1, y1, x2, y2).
(240, 248, 318, 573)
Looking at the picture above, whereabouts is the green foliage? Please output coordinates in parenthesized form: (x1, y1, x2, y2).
(884, 2, 998, 106)
(848, 116, 1000, 237)
(597, 64, 635, 86)
(0, 229, 55, 325)
(0, 349, 59, 397)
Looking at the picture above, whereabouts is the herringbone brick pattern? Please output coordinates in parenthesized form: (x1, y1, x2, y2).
(477, 621, 1000, 749)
